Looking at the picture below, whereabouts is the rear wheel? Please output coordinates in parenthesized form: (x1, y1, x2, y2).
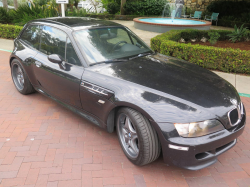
(11, 59, 35, 95)
(116, 107, 160, 166)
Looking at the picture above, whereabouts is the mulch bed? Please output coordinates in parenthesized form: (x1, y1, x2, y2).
(189, 40, 250, 51)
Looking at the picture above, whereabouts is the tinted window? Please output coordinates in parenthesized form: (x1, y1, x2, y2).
(20, 25, 41, 50)
(66, 38, 81, 66)
(40, 26, 66, 58)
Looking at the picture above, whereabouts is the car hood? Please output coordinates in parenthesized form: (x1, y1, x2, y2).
(86, 54, 240, 124)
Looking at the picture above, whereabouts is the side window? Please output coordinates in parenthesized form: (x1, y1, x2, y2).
(20, 25, 41, 50)
(40, 26, 66, 58)
(66, 38, 82, 66)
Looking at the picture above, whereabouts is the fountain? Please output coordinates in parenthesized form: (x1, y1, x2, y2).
(162, 3, 184, 21)
(133, 0, 211, 33)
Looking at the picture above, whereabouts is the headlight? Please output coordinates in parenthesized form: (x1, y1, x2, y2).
(174, 120, 224, 137)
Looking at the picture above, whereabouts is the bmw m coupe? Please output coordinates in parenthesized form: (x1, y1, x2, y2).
(10, 17, 246, 170)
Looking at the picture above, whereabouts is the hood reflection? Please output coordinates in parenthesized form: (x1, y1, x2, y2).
(141, 91, 197, 112)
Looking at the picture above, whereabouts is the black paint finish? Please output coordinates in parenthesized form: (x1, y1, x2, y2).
(34, 52, 83, 109)
(10, 17, 246, 170)
(84, 53, 241, 127)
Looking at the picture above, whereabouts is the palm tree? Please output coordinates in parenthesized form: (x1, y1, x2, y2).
(13, 0, 18, 9)
(120, 0, 126, 15)
(2, 0, 8, 9)
(89, 0, 100, 13)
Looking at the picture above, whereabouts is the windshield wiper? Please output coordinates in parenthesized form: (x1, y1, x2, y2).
(129, 52, 154, 60)
(89, 58, 128, 66)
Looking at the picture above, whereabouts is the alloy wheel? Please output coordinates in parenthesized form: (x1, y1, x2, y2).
(12, 63, 25, 91)
(118, 113, 139, 159)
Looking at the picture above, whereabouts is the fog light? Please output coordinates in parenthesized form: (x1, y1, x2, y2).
(169, 144, 189, 151)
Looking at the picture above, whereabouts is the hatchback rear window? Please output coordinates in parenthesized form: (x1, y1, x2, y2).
(20, 25, 41, 50)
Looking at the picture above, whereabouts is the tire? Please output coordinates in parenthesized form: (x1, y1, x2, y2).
(11, 59, 35, 95)
(116, 107, 161, 166)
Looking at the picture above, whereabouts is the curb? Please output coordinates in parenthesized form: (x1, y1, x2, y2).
(0, 48, 12, 53)
(239, 93, 250, 98)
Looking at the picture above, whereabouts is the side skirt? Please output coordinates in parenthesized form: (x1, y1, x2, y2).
(35, 87, 106, 129)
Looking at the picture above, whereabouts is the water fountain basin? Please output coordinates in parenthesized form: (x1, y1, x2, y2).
(134, 17, 211, 33)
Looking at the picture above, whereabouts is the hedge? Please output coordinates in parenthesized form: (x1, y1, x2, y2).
(151, 29, 250, 74)
(217, 19, 250, 29)
(0, 24, 23, 39)
(123, 0, 167, 16)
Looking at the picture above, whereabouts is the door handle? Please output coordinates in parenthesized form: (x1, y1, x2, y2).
(35, 61, 42, 67)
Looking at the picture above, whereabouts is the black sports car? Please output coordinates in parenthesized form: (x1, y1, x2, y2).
(10, 17, 246, 170)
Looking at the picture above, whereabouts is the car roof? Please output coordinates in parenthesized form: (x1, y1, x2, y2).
(31, 17, 123, 30)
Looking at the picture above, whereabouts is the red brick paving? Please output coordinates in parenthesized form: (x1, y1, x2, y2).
(0, 50, 250, 187)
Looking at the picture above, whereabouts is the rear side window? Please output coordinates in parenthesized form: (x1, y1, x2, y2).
(40, 26, 66, 59)
(20, 25, 41, 50)
(66, 38, 81, 66)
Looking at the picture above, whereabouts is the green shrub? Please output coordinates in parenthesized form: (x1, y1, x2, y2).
(227, 24, 249, 43)
(186, 7, 195, 15)
(151, 29, 231, 51)
(107, 2, 120, 14)
(222, 13, 250, 24)
(208, 31, 220, 45)
(206, 1, 250, 18)
(124, 0, 167, 16)
(217, 19, 250, 29)
(101, 0, 120, 9)
(67, 7, 88, 17)
(33, 0, 50, 6)
(206, 0, 250, 27)
(151, 29, 250, 74)
(0, 24, 23, 39)
(0, 7, 13, 24)
(11, 3, 58, 26)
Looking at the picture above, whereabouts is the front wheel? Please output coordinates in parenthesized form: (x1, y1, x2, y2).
(116, 107, 161, 166)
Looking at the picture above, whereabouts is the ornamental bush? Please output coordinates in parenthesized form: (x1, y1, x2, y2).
(11, 3, 58, 26)
(151, 29, 250, 74)
(0, 24, 23, 39)
(208, 31, 220, 45)
(0, 7, 13, 24)
(206, 1, 250, 18)
(107, 2, 120, 14)
(124, 0, 167, 16)
(205, 0, 250, 27)
(0, 3, 59, 26)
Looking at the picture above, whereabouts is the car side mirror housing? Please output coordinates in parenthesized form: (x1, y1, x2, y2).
(48, 54, 64, 64)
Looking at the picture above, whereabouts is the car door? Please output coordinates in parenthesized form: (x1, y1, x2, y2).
(33, 25, 83, 109)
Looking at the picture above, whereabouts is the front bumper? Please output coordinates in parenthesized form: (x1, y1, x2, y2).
(156, 115, 246, 170)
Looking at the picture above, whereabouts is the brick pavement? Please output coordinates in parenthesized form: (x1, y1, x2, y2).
(0, 50, 250, 187)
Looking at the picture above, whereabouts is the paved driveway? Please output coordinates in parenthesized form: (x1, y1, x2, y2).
(0, 50, 250, 187)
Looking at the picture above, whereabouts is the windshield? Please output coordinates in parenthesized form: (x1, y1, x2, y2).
(73, 27, 152, 65)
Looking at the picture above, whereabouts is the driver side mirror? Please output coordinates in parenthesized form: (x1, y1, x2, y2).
(48, 54, 64, 64)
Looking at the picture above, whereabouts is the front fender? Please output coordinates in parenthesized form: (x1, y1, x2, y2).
(112, 87, 215, 124)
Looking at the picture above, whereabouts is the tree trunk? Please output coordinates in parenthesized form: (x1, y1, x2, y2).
(2, 0, 8, 10)
(74, 1, 78, 9)
(13, 0, 18, 10)
(120, 0, 126, 15)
